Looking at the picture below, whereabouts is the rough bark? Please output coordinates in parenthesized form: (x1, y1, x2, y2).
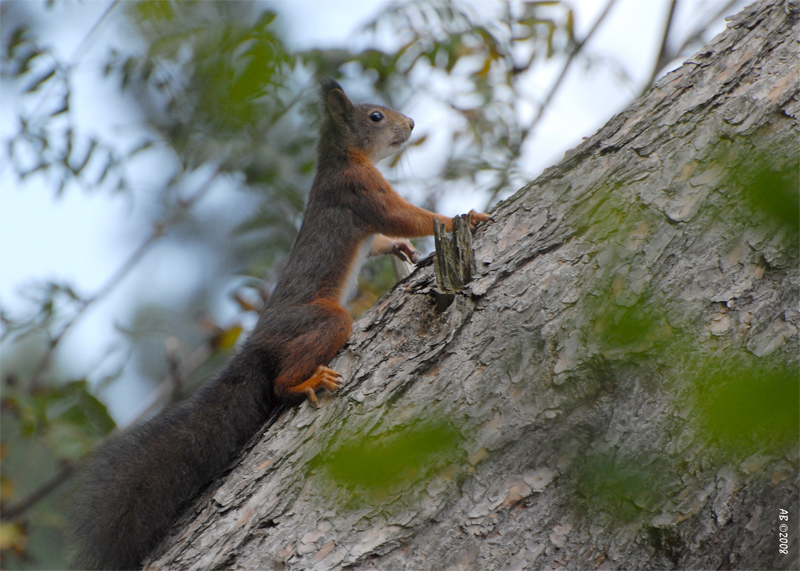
(148, 1, 799, 570)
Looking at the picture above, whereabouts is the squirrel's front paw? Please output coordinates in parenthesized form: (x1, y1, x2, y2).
(371, 235, 419, 263)
(390, 239, 419, 263)
(467, 209, 494, 229)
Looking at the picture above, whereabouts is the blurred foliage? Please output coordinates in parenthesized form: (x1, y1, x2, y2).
(0, 0, 770, 568)
(113, 1, 294, 161)
(0, 280, 83, 344)
(0, 521, 27, 558)
(1, 21, 126, 195)
(353, 0, 578, 201)
(309, 415, 464, 508)
(587, 286, 674, 356)
(0, 372, 113, 569)
(726, 147, 800, 235)
(693, 357, 799, 454)
(2, 379, 114, 460)
(571, 451, 671, 523)
(564, 138, 799, 529)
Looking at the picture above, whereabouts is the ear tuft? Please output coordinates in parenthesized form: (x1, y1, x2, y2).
(321, 78, 353, 128)
(320, 78, 344, 97)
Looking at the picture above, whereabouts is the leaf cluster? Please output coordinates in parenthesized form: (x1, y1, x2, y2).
(3, 23, 125, 195)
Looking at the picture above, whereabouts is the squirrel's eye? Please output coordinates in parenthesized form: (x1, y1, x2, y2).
(369, 111, 384, 122)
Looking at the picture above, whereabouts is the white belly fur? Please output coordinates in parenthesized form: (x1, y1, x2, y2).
(339, 235, 375, 306)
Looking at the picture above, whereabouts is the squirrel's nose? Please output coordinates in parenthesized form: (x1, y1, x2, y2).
(408, 117, 415, 131)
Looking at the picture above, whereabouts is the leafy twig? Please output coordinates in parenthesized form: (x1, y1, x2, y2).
(482, 0, 618, 208)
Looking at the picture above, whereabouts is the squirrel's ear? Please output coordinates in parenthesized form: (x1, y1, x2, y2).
(322, 80, 354, 128)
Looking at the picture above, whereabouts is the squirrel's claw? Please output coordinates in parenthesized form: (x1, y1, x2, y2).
(392, 240, 420, 264)
(370, 235, 419, 264)
(299, 365, 343, 407)
(467, 209, 494, 227)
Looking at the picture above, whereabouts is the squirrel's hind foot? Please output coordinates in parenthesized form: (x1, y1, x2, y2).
(293, 365, 343, 407)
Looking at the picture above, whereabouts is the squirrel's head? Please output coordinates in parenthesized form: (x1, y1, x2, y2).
(320, 79, 414, 163)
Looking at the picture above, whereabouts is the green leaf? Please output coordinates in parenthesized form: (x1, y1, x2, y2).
(310, 416, 465, 508)
(694, 358, 799, 453)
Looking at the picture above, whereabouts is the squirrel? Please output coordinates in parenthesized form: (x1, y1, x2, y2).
(67, 79, 491, 570)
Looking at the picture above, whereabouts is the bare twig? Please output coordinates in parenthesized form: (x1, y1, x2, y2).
(640, 0, 742, 95)
(127, 340, 216, 427)
(527, 0, 619, 134)
(641, 0, 680, 94)
(29, 169, 221, 387)
(2, 461, 74, 520)
(675, 0, 741, 55)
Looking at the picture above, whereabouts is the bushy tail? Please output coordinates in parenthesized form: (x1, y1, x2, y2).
(68, 355, 278, 570)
